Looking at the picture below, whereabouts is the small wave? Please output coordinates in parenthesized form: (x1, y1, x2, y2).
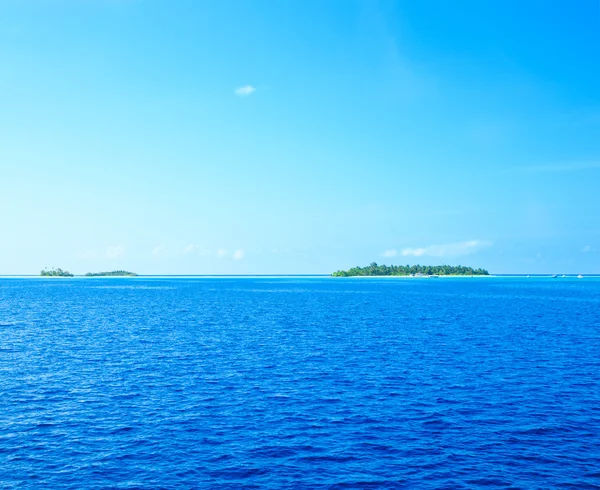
(207, 467, 268, 479)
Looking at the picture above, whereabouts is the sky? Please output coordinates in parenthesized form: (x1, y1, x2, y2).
(1, 0, 599, 274)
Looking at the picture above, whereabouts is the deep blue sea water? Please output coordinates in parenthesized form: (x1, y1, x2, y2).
(1, 277, 599, 489)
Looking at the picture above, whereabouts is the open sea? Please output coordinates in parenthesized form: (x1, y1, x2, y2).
(1, 276, 599, 489)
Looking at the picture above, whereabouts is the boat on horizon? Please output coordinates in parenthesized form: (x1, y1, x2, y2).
(578, 274, 584, 278)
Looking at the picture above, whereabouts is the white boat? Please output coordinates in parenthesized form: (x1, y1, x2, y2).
(578, 275, 584, 278)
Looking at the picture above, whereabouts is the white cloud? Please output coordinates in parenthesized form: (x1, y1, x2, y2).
(184, 244, 196, 254)
(401, 247, 427, 257)
(234, 85, 256, 96)
(582, 245, 596, 253)
(152, 246, 166, 258)
(401, 240, 491, 258)
(106, 245, 125, 260)
(217, 248, 228, 258)
(382, 249, 398, 257)
(233, 249, 245, 260)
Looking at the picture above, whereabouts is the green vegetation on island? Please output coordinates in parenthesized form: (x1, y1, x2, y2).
(40, 268, 74, 277)
(84, 270, 138, 277)
(332, 263, 489, 277)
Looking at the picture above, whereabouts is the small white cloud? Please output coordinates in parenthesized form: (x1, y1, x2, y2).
(106, 245, 125, 260)
(402, 247, 426, 257)
(217, 248, 228, 258)
(382, 249, 398, 257)
(233, 249, 245, 260)
(152, 246, 166, 258)
(401, 240, 491, 258)
(582, 245, 596, 253)
(184, 244, 196, 254)
(234, 85, 256, 96)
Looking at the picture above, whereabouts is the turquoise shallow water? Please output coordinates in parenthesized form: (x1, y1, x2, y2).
(1, 277, 599, 488)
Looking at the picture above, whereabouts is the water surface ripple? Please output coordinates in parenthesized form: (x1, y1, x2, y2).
(1, 277, 599, 488)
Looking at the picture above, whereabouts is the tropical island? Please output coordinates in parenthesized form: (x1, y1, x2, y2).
(84, 270, 138, 277)
(332, 263, 489, 277)
(40, 267, 74, 277)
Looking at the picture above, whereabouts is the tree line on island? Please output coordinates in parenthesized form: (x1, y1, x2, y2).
(40, 268, 74, 277)
(40, 268, 137, 277)
(332, 263, 489, 277)
(84, 270, 138, 277)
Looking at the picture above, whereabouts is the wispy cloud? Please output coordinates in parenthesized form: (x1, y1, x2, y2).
(184, 244, 196, 254)
(77, 249, 99, 260)
(233, 249, 245, 260)
(234, 85, 256, 96)
(271, 247, 294, 254)
(401, 240, 492, 258)
(382, 249, 398, 257)
(360, 2, 434, 101)
(152, 246, 166, 258)
(217, 248, 228, 258)
(106, 245, 125, 260)
(516, 161, 600, 173)
(582, 245, 596, 253)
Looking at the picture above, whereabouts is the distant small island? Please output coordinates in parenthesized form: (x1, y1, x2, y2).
(40, 267, 74, 277)
(332, 263, 489, 277)
(84, 270, 138, 277)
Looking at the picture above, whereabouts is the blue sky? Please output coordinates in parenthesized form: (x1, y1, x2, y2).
(1, 0, 599, 274)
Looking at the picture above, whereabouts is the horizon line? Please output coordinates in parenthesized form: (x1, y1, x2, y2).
(1, 273, 600, 278)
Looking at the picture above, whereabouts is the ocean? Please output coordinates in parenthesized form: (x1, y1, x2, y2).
(1, 277, 599, 488)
